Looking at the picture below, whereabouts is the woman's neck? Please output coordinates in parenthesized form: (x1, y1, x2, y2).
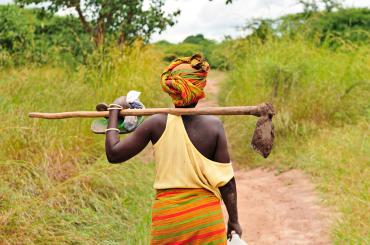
(175, 103, 197, 109)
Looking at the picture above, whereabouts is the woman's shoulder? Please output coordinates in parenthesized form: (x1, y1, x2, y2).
(148, 114, 168, 124)
(144, 114, 168, 131)
(198, 115, 223, 129)
(144, 114, 167, 144)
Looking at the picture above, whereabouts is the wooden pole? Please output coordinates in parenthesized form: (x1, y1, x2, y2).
(29, 103, 275, 119)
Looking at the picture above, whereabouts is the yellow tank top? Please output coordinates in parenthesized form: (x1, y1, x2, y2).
(153, 114, 234, 199)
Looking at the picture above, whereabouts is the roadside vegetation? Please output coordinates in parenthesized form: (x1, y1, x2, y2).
(218, 8, 370, 243)
(0, 44, 169, 243)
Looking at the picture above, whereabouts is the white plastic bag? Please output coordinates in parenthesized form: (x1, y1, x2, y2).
(227, 232, 248, 245)
(124, 90, 144, 131)
(126, 90, 141, 104)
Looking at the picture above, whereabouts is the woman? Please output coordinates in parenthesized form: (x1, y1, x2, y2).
(105, 54, 242, 244)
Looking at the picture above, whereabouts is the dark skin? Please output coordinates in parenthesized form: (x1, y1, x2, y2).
(105, 96, 242, 239)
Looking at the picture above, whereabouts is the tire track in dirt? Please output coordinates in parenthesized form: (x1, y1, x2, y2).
(201, 71, 333, 245)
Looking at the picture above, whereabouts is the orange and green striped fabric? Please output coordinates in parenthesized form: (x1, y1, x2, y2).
(150, 188, 227, 245)
(160, 54, 210, 107)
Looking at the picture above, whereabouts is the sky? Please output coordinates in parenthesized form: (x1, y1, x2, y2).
(1, 0, 369, 43)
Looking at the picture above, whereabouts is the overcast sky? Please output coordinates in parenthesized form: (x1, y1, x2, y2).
(1, 0, 369, 43)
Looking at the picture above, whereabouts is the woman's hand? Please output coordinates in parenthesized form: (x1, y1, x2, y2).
(227, 220, 243, 240)
(113, 96, 130, 109)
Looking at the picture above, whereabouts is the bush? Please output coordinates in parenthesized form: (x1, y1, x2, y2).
(0, 5, 35, 53)
(279, 8, 370, 48)
(0, 5, 91, 66)
(154, 34, 231, 69)
(220, 36, 370, 164)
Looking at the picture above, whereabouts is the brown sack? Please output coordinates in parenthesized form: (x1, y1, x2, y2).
(251, 103, 275, 158)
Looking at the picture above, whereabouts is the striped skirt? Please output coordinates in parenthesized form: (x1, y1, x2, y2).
(150, 188, 227, 245)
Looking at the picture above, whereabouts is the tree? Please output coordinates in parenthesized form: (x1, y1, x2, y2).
(297, 0, 319, 13)
(297, 0, 343, 13)
(15, 0, 233, 48)
(0, 5, 34, 52)
(210, 0, 233, 4)
(321, 0, 342, 12)
(16, 0, 180, 47)
(183, 34, 215, 45)
(0, 5, 93, 65)
(279, 7, 370, 47)
(244, 19, 275, 43)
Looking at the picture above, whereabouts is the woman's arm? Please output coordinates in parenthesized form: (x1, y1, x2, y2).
(219, 178, 242, 239)
(214, 120, 243, 239)
(105, 96, 152, 163)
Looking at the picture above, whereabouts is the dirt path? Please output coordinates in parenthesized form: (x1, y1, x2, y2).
(201, 71, 332, 245)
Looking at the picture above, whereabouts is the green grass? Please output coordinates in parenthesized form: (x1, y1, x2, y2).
(297, 123, 369, 243)
(0, 159, 155, 244)
(220, 37, 370, 243)
(0, 44, 170, 244)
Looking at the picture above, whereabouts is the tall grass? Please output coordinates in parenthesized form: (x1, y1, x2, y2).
(290, 122, 369, 243)
(0, 43, 170, 244)
(220, 37, 370, 165)
(220, 37, 370, 243)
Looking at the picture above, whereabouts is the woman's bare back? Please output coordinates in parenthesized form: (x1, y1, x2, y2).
(149, 114, 230, 163)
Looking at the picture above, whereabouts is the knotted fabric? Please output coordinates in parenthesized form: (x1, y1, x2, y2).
(160, 54, 210, 106)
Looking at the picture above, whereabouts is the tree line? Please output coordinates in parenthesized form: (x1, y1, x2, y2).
(0, 0, 369, 67)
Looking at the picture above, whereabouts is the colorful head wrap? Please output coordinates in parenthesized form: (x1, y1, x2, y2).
(160, 54, 210, 106)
